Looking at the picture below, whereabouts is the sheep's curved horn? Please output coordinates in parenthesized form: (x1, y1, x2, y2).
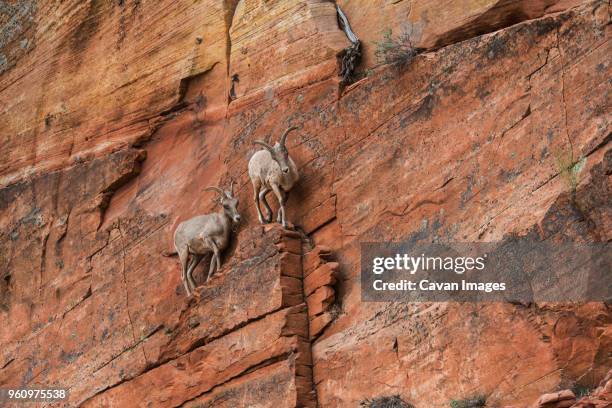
(204, 186, 224, 196)
(253, 140, 274, 151)
(280, 126, 299, 146)
(227, 180, 235, 197)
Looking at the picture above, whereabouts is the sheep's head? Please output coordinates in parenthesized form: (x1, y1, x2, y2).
(205, 182, 241, 224)
(254, 126, 299, 174)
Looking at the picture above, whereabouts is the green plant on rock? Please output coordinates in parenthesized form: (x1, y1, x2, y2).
(553, 146, 586, 199)
(572, 384, 591, 399)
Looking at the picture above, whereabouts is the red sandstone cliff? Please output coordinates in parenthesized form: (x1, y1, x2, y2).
(0, 0, 610, 407)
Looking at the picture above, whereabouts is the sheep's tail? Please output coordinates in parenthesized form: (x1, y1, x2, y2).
(161, 250, 178, 257)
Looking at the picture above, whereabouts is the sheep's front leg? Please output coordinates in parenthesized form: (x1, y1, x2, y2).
(271, 183, 288, 228)
(206, 254, 216, 282)
(276, 190, 289, 223)
(205, 238, 222, 281)
(186, 254, 202, 292)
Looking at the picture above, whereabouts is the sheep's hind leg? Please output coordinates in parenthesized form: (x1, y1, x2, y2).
(252, 179, 266, 224)
(178, 247, 191, 296)
(205, 238, 222, 281)
(259, 187, 273, 223)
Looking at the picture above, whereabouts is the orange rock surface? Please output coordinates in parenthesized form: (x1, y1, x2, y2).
(0, 0, 610, 407)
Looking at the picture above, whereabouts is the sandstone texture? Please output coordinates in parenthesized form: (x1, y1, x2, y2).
(1, 0, 610, 407)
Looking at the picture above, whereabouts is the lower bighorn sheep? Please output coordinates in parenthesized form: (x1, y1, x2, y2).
(248, 126, 300, 228)
(172, 183, 240, 296)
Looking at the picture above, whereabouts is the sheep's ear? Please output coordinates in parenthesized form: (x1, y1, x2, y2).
(280, 126, 299, 146)
(253, 140, 274, 152)
(228, 179, 235, 197)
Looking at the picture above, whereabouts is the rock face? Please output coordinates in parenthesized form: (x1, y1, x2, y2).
(0, 0, 610, 407)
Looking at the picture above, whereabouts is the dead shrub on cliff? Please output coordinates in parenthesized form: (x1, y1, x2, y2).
(449, 395, 486, 408)
(360, 395, 414, 408)
(337, 5, 361, 84)
(375, 29, 418, 68)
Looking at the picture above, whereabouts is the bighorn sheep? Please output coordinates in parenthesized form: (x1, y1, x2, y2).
(172, 183, 240, 296)
(248, 126, 300, 228)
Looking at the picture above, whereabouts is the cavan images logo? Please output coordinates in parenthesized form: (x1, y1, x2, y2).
(361, 241, 611, 302)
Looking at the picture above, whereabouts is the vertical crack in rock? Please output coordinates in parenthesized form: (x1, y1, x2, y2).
(555, 26, 574, 159)
(38, 227, 50, 296)
(116, 220, 149, 367)
(223, 0, 240, 103)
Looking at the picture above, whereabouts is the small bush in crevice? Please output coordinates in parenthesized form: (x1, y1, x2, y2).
(449, 395, 487, 408)
(328, 302, 342, 320)
(360, 395, 415, 408)
(375, 29, 418, 68)
(572, 384, 592, 399)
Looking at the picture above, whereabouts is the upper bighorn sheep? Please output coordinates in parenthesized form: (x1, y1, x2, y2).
(248, 126, 300, 228)
(172, 183, 240, 296)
